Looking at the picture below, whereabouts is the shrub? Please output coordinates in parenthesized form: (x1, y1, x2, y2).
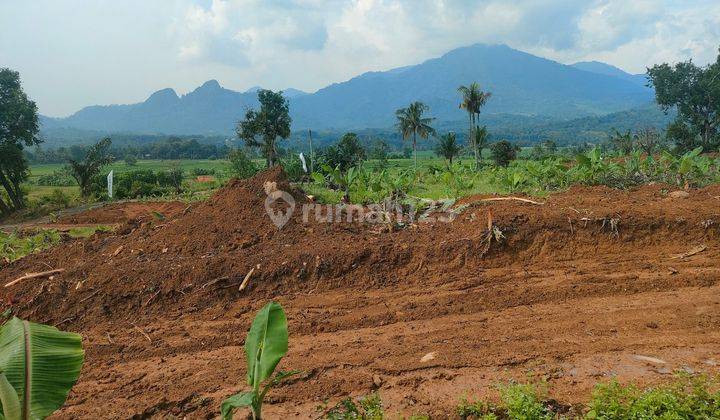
(228, 148, 259, 179)
(587, 375, 720, 419)
(490, 140, 518, 167)
(124, 155, 138, 166)
(35, 170, 75, 187)
(323, 393, 384, 420)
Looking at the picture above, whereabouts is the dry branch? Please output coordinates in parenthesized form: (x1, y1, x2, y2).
(131, 323, 152, 343)
(473, 197, 545, 205)
(670, 244, 707, 260)
(238, 267, 256, 292)
(5, 269, 65, 288)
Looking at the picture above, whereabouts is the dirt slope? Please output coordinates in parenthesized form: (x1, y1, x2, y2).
(1, 168, 720, 418)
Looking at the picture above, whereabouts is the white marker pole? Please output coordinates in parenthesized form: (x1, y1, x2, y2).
(107, 170, 114, 199)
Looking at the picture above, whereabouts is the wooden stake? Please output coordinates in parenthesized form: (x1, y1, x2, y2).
(5, 269, 65, 288)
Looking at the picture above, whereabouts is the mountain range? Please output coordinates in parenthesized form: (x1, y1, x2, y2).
(41, 43, 657, 137)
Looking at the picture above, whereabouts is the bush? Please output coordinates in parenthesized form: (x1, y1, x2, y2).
(587, 375, 720, 419)
(124, 155, 138, 166)
(490, 140, 518, 167)
(35, 170, 75, 187)
(228, 149, 258, 179)
(106, 169, 183, 199)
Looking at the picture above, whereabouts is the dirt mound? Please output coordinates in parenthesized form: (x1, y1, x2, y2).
(1, 169, 720, 418)
(58, 201, 188, 225)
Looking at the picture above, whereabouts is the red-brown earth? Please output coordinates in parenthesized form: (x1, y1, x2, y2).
(1, 168, 720, 418)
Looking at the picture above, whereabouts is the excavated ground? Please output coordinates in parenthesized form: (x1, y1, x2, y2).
(1, 168, 720, 419)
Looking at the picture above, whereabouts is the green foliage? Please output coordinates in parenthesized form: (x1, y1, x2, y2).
(35, 170, 75, 187)
(490, 140, 518, 167)
(586, 374, 720, 419)
(323, 133, 366, 172)
(228, 148, 259, 180)
(456, 396, 499, 420)
(396, 102, 436, 168)
(221, 302, 299, 420)
(435, 132, 462, 165)
(236, 90, 292, 167)
(0, 229, 60, 263)
(499, 382, 553, 420)
(648, 50, 720, 152)
(0, 68, 41, 215)
(67, 138, 114, 197)
(0, 317, 85, 419)
(191, 167, 216, 176)
(458, 82, 492, 170)
(279, 154, 306, 182)
(323, 393, 384, 420)
(124, 155, 138, 166)
(93, 169, 185, 200)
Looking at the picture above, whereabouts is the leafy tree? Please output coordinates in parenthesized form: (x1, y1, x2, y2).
(67, 138, 114, 197)
(458, 82, 492, 170)
(435, 132, 462, 165)
(323, 132, 366, 172)
(228, 148, 259, 179)
(0, 68, 40, 215)
(236, 89, 292, 167)
(395, 102, 435, 169)
(648, 49, 720, 151)
(490, 140, 518, 167)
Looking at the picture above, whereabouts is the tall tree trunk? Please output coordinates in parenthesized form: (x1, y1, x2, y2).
(0, 196, 11, 216)
(413, 132, 417, 170)
(0, 169, 22, 210)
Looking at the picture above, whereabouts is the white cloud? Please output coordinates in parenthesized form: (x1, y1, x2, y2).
(2, 0, 719, 115)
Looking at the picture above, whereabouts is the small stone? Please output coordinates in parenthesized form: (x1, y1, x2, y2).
(669, 190, 690, 199)
(372, 374, 384, 388)
(420, 352, 437, 362)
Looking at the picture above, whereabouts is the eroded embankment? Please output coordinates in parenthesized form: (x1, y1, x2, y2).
(1, 170, 720, 418)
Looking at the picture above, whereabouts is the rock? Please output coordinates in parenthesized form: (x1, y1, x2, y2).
(669, 190, 690, 199)
(632, 354, 667, 364)
(420, 351, 437, 362)
(372, 374, 384, 388)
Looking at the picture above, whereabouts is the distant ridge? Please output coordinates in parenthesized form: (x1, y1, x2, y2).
(42, 43, 654, 135)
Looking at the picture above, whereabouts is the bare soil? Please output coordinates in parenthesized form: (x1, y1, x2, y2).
(2, 168, 720, 419)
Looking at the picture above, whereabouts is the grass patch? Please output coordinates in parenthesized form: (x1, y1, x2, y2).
(67, 225, 113, 238)
(0, 229, 61, 263)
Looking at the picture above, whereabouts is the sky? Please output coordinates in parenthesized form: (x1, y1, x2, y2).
(1, 0, 719, 117)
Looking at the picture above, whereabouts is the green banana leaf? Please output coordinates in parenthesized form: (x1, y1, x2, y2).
(0, 373, 21, 420)
(0, 317, 84, 420)
(220, 391, 255, 420)
(245, 302, 288, 388)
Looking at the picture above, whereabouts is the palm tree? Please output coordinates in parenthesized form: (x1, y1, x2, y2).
(458, 82, 491, 170)
(395, 102, 435, 169)
(435, 132, 462, 166)
(474, 125, 489, 164)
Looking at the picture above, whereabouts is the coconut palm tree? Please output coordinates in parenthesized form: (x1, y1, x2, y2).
(474, 125, 489, 164)
(458, 83, 491, 170)
(435, 132, 462, 166)
(395, 102, 435, 170)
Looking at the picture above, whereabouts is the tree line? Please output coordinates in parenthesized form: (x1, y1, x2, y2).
(1, 47, 719, 215)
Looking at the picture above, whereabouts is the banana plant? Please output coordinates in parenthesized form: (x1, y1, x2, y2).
(221, 302, 298, 420)
(0, 317, 84, 420)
